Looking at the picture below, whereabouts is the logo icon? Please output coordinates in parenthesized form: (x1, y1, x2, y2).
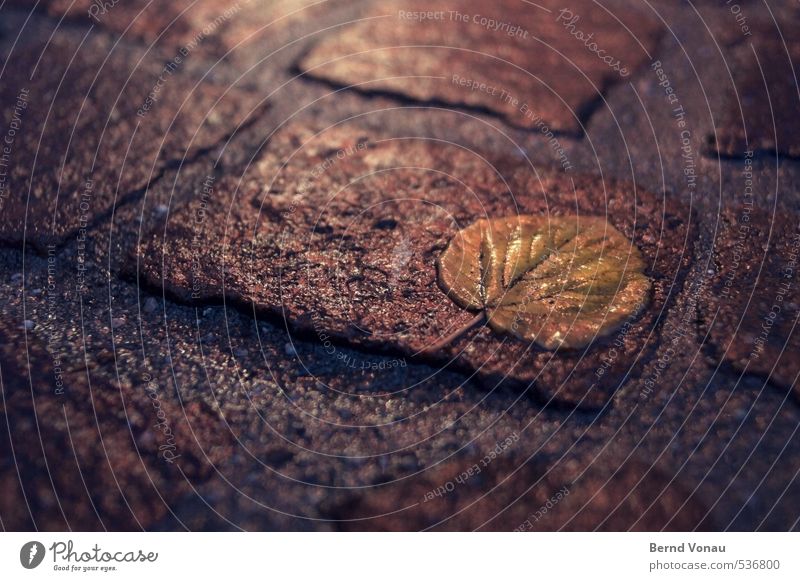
(20, 541, 45, 569)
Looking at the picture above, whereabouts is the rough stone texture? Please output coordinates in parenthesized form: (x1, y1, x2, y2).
(324, 456, 711, 531)
(700, 210, 800, 394)
(0, 260, 221, 530)
(7, 0, 320, 60)
(2, 0, 800, 533)
(13, 0, 228, 51)
(137, 123, 693, 409)
(298, 0, 663, 134)
(0, 30, 266, 250)
(0, 244, 581, 531)
(706, 14, 800, 158)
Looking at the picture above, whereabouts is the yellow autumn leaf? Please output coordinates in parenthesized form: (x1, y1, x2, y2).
(436, 215, 651, 350)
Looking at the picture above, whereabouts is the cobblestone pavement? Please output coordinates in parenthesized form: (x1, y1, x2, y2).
(1, 0, 799, 531)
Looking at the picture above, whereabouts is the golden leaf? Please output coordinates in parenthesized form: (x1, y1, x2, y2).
(436, 215, 651, 350)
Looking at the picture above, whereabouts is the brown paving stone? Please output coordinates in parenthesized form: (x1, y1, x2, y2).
(0, 318, 145, 530)
(0, 31, 266, 250)
(0, 337, 234, 530)
(551, 461, 711, 532)
(9, 0, 326, 60)
(0, 258, 238, 530)
(3, 1, 800, 534)
(212, 0, 336, 61)
(2, 242, 573, 531)
(700, 209, 800, 394)
(297, 0, 663, 134)
(707, 15, 800, 158)
(137, 122, 693, 409)
(323, 455, 710, 531)
(6, 0, 230, 55)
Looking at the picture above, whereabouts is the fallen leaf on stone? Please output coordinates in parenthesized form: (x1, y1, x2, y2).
(435, 215, 651, 350)
(137, 122, 693, 408)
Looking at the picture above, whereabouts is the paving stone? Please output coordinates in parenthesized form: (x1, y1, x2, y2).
(0, 30, 266, 250)
(700, 209, 800, 395)
(0, 316, 146, 529)
(323, 455, 710, 531)
(0, 251, 237, 530)
(298, 0, 663, 134)
(3, 1, 800, 533)
(10, 0, 329, 62)
(137, 122, 693, 409)
(706, 16, 800, 158)
(0, 243, 556, 529)
(6, 0, 234, 56)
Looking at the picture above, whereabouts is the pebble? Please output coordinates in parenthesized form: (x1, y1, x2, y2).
(111, 317, 126, 329)
(284, 342, 298, 356)
(21, 320, 34, 331)
(143, 297, 159, 313)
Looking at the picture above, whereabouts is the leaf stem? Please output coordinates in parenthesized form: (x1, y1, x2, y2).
(418, 311, 486, 355)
